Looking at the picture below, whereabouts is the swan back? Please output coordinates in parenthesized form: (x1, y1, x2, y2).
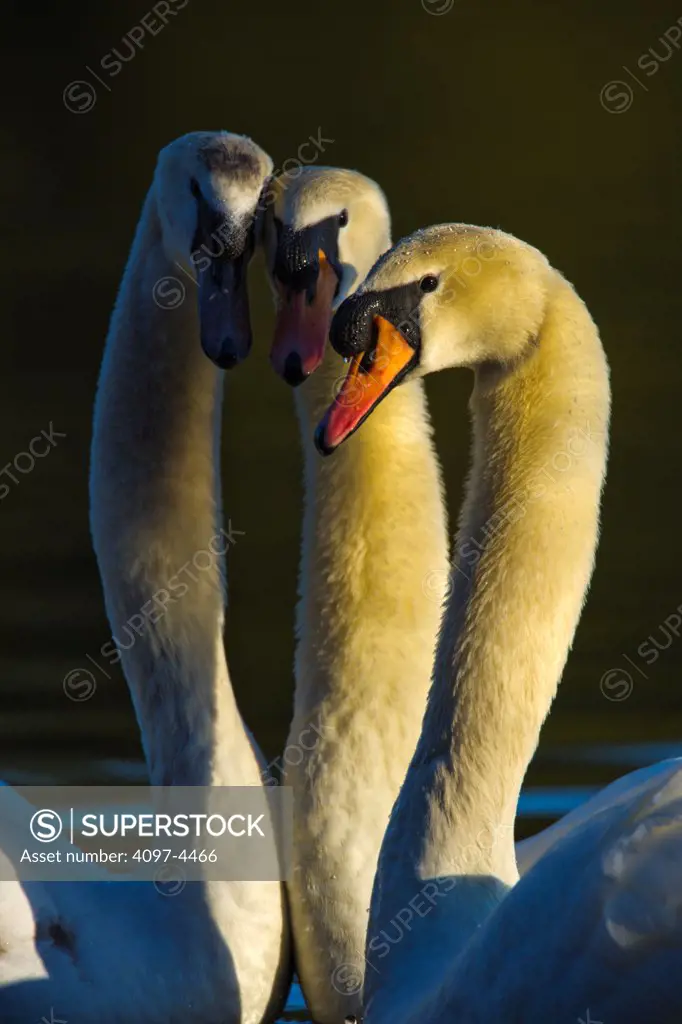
(436, 764, 682, 1024)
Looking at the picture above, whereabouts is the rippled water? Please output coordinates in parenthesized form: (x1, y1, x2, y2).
(280, 982, 308, 1022)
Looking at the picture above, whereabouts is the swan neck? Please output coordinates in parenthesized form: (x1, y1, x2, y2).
(90, 188, 244, 787)
(292, 341, 448, 716)
(418, 276, 610, 882)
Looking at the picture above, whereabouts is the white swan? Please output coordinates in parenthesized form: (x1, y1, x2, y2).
(263, 172, 674, 1018)
(318, 224, 682, 1024)
(262, 168, 450, 1022)
(0, 131, 290, 1024)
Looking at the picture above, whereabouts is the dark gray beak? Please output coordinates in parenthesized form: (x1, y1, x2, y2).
(196, 246, 252, 369)
(192, 189, 255, 369)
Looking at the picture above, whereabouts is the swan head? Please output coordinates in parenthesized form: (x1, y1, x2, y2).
(315, 224, 551, 453)
(154, 131, 273, 369)
(263, 166, 391, 386)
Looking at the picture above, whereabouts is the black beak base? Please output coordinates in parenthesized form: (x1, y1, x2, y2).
(329, 281, 424, 360)
(273, 214, 342, 298)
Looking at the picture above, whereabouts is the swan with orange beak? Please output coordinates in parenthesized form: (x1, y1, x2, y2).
(265, 167, 392, 385)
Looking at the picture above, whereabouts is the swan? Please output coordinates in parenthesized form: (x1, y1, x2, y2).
(263, 171, 674, 1017)
(318, 224, 682, 1024)
(262, 168, 450, 1022)
(0, 131, 290, 1024)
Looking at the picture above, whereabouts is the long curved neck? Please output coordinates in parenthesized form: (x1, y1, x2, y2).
(90, 189, 248, 787)
(292, 340, 448, 725)
(411, 274, 609, 892)
(364, 274, 606, 929)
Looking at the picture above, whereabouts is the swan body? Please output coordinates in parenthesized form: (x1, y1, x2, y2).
(321, 225, 682, 1022)
(0, 132, 290, 1024)
(264, 169, 450, 1022)
(436, 761, 682, 1024)
(516, 755, 682, 873)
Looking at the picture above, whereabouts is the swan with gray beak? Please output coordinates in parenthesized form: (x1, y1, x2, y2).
(155, 131, 273, 368)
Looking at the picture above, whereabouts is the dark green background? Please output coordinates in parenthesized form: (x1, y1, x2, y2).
(1, 0, 681, 793)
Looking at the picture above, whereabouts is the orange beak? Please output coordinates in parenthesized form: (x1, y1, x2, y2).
(271, 251, 340, 385)
(315, 315, 417, 454)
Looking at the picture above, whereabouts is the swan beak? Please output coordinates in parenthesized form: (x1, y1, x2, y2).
(314, 315, 416, 454)
(271, 251, 339, 386)
(197, 253, 252, 369)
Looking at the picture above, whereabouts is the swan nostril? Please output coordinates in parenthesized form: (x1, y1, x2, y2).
(283, 351, 306, 387)
(215, 348, 239, 370)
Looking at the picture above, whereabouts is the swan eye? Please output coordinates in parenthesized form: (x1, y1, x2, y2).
(420, 275, 439, 293)
(190, 177, 202, 199)
(338, 209, 349, 228)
